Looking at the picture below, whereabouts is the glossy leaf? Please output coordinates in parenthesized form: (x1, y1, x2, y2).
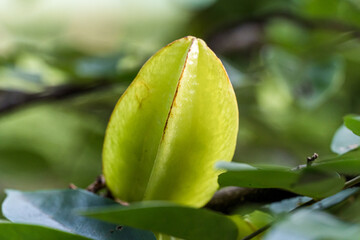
(103, 36, 238, 207)
(331, 125, 360, 154)
(264, 196, 312, 214)
(0, 222, 90, 240)
(216, 161, 345, 199)
(2, 189, 155, 240)
(82, 201, 238, 240)
(264, 188, 360, 214)
(311, 188, 360, 211)
(264, 210, 360, 240)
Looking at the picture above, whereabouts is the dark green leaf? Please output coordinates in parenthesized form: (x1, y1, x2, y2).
(216, 163, 298, 189)
(82, 201, 238, 240)
(312, 149, 360, 175)
(217, 162, 345, 199)
(291, 168, 344, 199)
(0, 222, 90, 240)
(2, 189, 155, 240)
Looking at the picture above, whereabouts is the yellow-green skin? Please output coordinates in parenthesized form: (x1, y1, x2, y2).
(103, 36, 238, 207)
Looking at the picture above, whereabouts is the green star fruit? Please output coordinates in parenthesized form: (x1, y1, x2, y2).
(103, 36, 238, 207)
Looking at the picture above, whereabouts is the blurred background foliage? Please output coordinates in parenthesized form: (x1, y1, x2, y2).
(1, 0, 360, 206)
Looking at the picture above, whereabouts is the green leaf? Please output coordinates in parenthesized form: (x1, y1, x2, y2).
(0, 222, 90, 240)
(216, 162, 299, 189)
(82, 201, 238, 240)
(103, 36, 238, 207)
(265, 188, 360, 214)
(344, 115, 360, 136)
(331, 125, 360, 154)
(312, 149, 360, 175)
(311, 187, 360, 211)
(228, 215, 262, 240)
(217, 162, 345, 199)
(264, 210, 360, 240)
(244, 210, 273, 230)
(264, 196, 312, 214)
(2, 189, 155, 240)
(291, 168, 344, 199)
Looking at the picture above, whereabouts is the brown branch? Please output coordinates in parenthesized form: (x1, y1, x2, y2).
(205, 187, 296, 213)
(86, 175, 130, 206)
(0, 80, 113, 114)
(207, 11, 360, 54)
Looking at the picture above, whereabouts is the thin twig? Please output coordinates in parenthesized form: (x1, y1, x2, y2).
(86, 175, 106, 193)
(344, 175, 360, 188)
(306, 153, 319, 167)
(241, 224, 271, 240)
